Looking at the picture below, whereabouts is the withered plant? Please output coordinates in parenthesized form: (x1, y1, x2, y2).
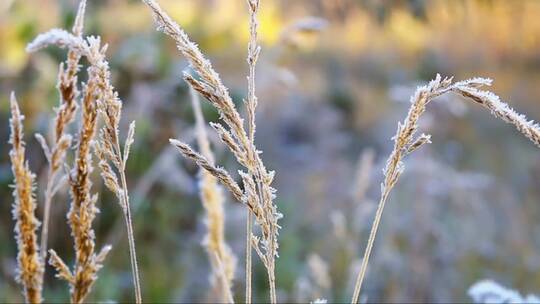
(25, 2, 141, 302)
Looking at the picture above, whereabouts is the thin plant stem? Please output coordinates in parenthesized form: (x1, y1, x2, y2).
(244, 1, 271, 302)
(245, 210, 252, 304)
(268, 262, 276, 304)
(351, 192, 389, 303)
(40, 170, 55, 264)
(117, 140, 142, 304)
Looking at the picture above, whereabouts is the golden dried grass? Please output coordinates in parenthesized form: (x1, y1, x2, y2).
(190, 87, 237, 302)
(36, 0, 85, 281)
(9, 93, 44, 304)
(25, 1, 142, 301)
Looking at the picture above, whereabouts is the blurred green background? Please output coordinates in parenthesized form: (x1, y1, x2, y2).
(1, 0, 540, 302)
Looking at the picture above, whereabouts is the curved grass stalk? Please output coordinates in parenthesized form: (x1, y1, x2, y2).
(351, 75, 540, 303)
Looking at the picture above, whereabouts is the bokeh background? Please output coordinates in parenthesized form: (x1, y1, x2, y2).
(1, 0, 540, 302)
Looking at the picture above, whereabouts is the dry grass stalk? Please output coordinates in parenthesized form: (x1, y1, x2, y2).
(351, 75, 540, 303)
(62, 66, 109, 304)
(27, 29, 114, 304)
(244, 1, 261, 302)
(245, 207, 253, 303)
(143, 0, 281, 302)
(27, 18, 144, 301)
(9, 93, 45, 304)
(90, 38, 142, 304)
(93, 79, 141, 303)
(190, 88, 236, 302)
(36, 0, 86, 277)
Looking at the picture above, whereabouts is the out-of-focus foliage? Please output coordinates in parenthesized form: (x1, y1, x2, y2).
(1, 0, 540, 302)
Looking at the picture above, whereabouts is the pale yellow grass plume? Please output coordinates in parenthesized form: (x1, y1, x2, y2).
(27, 27, 113, 304)
(34, 0, 86, 276)
(191, 88, 236, 302)
(143, 0, 281, 302)
(351, 75, 540, 303)
(9, 93, 44, 304)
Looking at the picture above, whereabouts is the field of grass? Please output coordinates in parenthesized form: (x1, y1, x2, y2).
(1, 1, 540, 303)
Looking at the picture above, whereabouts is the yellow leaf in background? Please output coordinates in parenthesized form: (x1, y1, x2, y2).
(0, 0, 59, 76)
(206, 0, 243, 30)
(0, 26, 27, 76)
(161, 0, 197, 28)
(235, 1, 281, 46)
(387, 9, 429, 53)
(342, 11, 371, 51)
(258, 2, 281, 45)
